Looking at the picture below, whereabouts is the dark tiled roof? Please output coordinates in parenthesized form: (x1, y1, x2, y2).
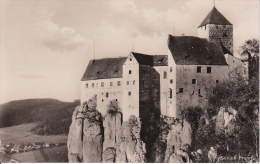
(132, 52, 154, 66)
(198, 7, 232, 27)
(81, 57, 127, 81)
(131, 52, 168, 66)
(220, 42, 233, 56)
(153, 55, 168, 66)
(168, 35, 228, 65)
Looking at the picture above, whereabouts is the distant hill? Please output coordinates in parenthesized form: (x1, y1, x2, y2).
(0, 99, 79, 135)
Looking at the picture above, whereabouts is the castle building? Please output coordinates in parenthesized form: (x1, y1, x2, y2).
(81, 6, 248, 121)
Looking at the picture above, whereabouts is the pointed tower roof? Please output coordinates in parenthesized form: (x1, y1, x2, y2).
(198, 7, 232, 27)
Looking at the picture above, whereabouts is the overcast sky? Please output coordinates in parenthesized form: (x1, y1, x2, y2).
(0, 0, 259, 103)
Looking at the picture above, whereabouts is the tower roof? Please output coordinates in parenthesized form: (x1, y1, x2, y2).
(198, 7, 232, 27)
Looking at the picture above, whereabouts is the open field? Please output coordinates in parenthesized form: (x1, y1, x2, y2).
(0, 123, 68, 145)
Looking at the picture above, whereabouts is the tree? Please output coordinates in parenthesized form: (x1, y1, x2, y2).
(208, 73, 259, 158)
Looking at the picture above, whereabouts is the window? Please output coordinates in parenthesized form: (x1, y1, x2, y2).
(192, 79, 197, 84)
(117, 81, 121, 86)
(133, 80, 135, 85)
(169, 88, 172, 98)
(106, 93, 109, 97)
(170, 67, 172, 72)
(115, 99, 117, 101)
(216, 80, 219, 83)
(163, 71, 167, 79)
(179, 88, 183, 93)
(207, 67, 212, 73)
(129, 70, 132, 74)
(110, 82, 113, 86)
(127, 81, 129, 85)
(130, 58, 132, 61)
(197, 66, 202, 73)
(128, 92, 131, 96)
(86, 83, 88, 88)
(102, 99, 104, 102)
(170, 79, 173, 84)
(101, 82, 104, 87)
(92, 83, 95, 88)
(198, 89, 201, 95)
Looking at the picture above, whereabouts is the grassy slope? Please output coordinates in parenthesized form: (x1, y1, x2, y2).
(0, 99, 79, 135)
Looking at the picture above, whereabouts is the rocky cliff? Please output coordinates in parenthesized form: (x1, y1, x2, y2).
(67, 98, 147, 163)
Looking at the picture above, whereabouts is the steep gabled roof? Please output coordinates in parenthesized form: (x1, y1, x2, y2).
(168, 35, 228, 65)
(131, 52, 168, 66)
(81, 57, 127, 81)
(198, 7, 232, 27)
(132, 52, 154, 66)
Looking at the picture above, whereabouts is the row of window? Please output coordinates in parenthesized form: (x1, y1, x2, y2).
(163, 67, 212, 80)
(191, 79, 219, 84)
(197, 66, 212, 73)
(86, 81, 121, 88)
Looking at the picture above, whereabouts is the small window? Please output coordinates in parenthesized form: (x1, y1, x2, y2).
(101, 82, 104, 87)
(198, 89, 201, 95)
(128, 92, 131, 96)
(192, 79, 197, 84)
(197, 66, 201, 73)
(102, 99, 104, 102)
(129, 70, 131, 74)
(86, 83, 88, 88)
(179, 88, 183, 93)
(207, 67, 212, 73)
(170, 67, 172, 72)
(127, 81, 129, 85)
(110, 82, 113, 86)
(115, 99, 117, 101)
(170, 79, 173, 84)
(117, 81, 121, 86)
(163, 71, 167, 79)
(106, 93, 109, 97)
(216, 80, 219, 83)
(169, 88, 172, 98)
(130, 58, 132, 61)
(133, 80, 135, 85)
(92, 83, 95, 88)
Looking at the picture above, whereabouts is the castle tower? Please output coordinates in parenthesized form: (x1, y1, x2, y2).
(198, 7, 233, 54)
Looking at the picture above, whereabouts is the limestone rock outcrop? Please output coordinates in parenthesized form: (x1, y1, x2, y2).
(164, 119, 192, 163)
(67, 95, 103, 163)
